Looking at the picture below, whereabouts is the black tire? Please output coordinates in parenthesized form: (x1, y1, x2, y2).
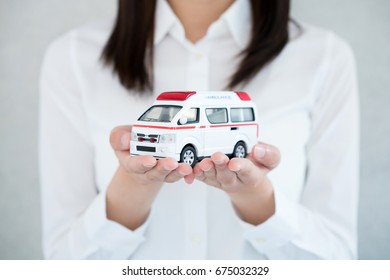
(232, 141, 247, 158)
(180, 146, 197, 167)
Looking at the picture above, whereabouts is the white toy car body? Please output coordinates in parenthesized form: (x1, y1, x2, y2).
(130, 91, 259, 166)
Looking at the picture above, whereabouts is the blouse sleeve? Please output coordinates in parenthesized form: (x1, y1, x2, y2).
(242, 33, 359, 259)
(39, 32, 148, 259)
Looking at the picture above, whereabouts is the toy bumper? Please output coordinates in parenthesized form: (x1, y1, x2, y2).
(130, 141, 180, 161)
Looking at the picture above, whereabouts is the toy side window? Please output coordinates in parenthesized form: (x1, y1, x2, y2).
(178, 108, 199, 125)
(205, 108, 228, 124)
(230, 107, 255, 122)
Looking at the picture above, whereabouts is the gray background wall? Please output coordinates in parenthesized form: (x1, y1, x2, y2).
(0, 0, 389, 259)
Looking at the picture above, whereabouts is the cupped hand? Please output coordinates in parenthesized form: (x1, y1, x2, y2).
(107, 125, 193, 229)
(193, 143, 280, 193)
(193, 142, 281, 224)
(110, 125, 193, 186)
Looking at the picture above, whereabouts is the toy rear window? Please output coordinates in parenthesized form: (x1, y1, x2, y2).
(230, 107, 255, 122)
(138, 105, 182, 122)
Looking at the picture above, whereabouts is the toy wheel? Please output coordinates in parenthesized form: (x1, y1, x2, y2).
(232, 141, 247, 158)
(180, 146, 197, 167)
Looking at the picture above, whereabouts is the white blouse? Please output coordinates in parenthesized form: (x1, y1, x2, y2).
(39, 0, 359, 259)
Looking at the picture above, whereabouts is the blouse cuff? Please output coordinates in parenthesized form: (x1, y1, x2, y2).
(242, 187, 300, 257)
(83, 189, 148, 259)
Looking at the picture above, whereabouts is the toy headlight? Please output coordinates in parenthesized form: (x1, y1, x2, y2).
(160, 134, 175, 144)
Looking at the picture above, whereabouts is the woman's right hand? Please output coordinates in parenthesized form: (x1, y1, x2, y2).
(106, 125, 193, 230)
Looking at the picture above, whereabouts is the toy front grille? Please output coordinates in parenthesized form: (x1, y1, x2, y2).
(137, 133, 160, 143)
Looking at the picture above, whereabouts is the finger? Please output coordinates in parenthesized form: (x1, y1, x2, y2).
(144, 157, 179, 182)
(249, 142, 281, 170)
(228, 157, 266, 187)
(210, 152, 229, 167)
(165, 163, 193, 183)
(193, 159, 221, 188)
(110, 125, 132, 151)
(184, 173, 195, 184)
(122, 155, 157, 174)
(211, 152, 237, 187)
(194, 158, 215, 181)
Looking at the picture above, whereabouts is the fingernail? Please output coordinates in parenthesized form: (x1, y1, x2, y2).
(202, 165, 212, 172)
(143, 162, 155, 168)
(214, 160, 224, 165)
(121, 134, 129, 148)
(178, 170, 188, 176)
(254, 146, 266, 160)
(229, 163, 241, 172)
(164, 163, 178, 171)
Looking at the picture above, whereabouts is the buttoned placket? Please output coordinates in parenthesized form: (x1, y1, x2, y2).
(186, 44, 210, 90)
(183, 40, 209, 258)
(182, 183, 208, 259)
(168, 25, 211, 91)
(166, 16, 234, 259)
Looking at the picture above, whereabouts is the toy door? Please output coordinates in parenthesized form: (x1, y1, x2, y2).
(203, 107, 233, 155)
(177, 107, 203, 155)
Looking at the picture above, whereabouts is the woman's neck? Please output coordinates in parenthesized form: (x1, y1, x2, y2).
(167, 0, 235, 43)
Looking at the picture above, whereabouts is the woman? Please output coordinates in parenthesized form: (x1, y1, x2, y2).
(40, 0, 359, 259)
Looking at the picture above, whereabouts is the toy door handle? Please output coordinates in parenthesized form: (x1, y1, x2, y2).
(230, 127, 238, 130)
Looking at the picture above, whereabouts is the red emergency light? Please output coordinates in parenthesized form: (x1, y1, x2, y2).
(235, 91, 251, 101)
(157, 91, 196, 101)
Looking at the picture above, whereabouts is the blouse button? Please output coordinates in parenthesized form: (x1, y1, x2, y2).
(195, 53, 204, 60)
(255, 237, 267, 244)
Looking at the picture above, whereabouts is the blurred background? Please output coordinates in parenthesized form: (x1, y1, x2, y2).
(0, 0, 389, 259)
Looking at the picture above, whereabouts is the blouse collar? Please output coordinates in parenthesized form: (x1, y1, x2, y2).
(154, 0, 251, 50)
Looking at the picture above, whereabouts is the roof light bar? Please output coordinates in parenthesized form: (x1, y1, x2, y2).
(157, 91, 196, 101)
(235, 91, 251, 101)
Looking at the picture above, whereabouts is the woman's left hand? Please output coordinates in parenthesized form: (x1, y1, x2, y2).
(193, 142, 281, 225)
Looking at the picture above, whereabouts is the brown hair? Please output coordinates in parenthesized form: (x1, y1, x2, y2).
(102, 0, 290, 92)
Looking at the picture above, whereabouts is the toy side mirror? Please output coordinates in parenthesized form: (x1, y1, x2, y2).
(179, 116, 188, 125)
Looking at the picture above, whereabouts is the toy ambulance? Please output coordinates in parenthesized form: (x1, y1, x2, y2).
(130, 91, 259, 167)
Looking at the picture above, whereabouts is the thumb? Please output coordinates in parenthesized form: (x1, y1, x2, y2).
(109, 125, 132, 151)
(250, 142, 281, 170)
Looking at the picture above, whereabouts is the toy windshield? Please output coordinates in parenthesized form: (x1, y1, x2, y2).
(138, 105, 182, 123)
